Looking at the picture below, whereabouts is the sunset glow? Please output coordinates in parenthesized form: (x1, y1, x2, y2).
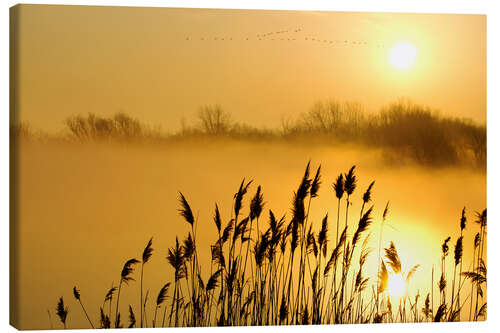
(10, 5, 486, 329)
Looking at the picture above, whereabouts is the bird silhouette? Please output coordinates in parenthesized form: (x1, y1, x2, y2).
(177, 27, 386, 52)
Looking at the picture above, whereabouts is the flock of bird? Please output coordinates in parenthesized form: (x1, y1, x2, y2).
(184, 27, 387, 48)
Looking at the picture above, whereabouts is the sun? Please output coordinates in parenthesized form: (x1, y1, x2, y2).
(388, 42, 417, 70)
(387, 274, 406, 297)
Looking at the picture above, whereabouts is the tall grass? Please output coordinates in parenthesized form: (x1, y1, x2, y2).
(52, 162, 486, 328)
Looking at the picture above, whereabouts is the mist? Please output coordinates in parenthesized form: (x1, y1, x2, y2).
(10, 5, 486, 329)
(12, 139, 485, 329)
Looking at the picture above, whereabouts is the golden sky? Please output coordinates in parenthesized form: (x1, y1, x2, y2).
(13, 5, 486, 131)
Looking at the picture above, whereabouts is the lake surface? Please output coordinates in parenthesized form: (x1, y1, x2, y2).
(13, 140, 486, 329)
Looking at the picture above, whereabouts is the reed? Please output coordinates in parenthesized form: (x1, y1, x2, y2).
(56, 297, 68, 329)
(140, 238, 154, 327)
(115, 258, 140, 328)
(53, 161, 486, 328)
(72, 287, 94, 328)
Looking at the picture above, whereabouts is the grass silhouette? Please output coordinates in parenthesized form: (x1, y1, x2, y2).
(50, 162, 486, 328)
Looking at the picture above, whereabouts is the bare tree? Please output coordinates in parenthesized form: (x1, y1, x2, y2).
(197, 105, 232, 136)
(65, 113, 143, 141)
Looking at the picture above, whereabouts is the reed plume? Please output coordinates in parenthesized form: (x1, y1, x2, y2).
(360, 181, 375, 217)
(73, 286, 94, 328)
(128, 305, 136, 328)
(250, 185, 264, 221)
(318, 213, 328, 257)
(178, 192, 194, 226)
(442, 237, 451, 258)
(384, 242, 401, 274)
(99, 307, 110, 328)
(214, 204, 222, 234)
(434, 303, 446, 322)
(56, 297, 68, 329)
(337, 165, 356, 319)
(52, 161, 486, 327)
(344, 166, 357, 196)
(310, 165, 322, 198)
(167, 238, 186, 281)
(352, 206, 373, 250)
(234, 179, 253, 219)
(150, 282, 169, 327)
(333, 174, 344, 200)
(115, 258, 140, 328)
(454, 237, 463, 266)
(140, 238, 154, 327)
(377, 261, 389, 295)
(406, 265, 420, 283)
(422, 293, 432, 320)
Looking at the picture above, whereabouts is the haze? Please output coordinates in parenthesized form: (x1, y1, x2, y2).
(10, 5, 487, 329)
(13, 5, 485, 131)
(10, 141, 485, 329)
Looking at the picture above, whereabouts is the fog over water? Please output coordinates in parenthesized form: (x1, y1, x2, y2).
(13, 140, 485, 329)
(10, 5, 486, 329)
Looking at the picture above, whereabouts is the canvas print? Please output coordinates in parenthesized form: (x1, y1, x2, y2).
(10, 4, 486, 330)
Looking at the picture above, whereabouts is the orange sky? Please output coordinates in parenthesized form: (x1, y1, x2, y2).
(13, 5, 486, 131)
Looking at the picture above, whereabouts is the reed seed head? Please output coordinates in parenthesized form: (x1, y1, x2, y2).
(362, 181, 375, 204)
(121, 258, 140, 284)
(344, 165, 357, 196)
(178, 192, 195, 226)
(333, 174, 344, 200)
(454, 236, 463, 266)
(56, 297, 68, 326)
(72, 286, 80, 301)
(142, 237, 154, 264)
(310, 165, 322, 198)
(460, 207, 466, 231)
(250, 185, 264, 220)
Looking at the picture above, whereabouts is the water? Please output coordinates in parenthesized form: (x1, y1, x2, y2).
(13, 140, 486, 329)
